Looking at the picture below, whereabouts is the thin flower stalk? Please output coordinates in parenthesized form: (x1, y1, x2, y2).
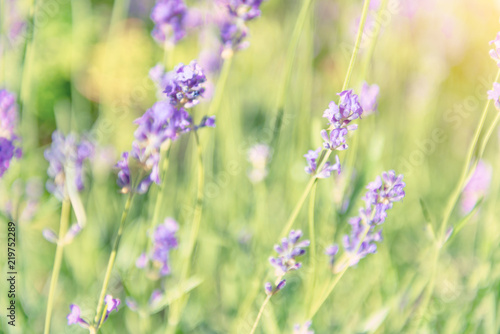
(271, 0, 314, 144)
(409, 69, 500, 332)
(166, 130, 204, 334)
(43, 197, 71, 334)
(93, 176, 139, 327)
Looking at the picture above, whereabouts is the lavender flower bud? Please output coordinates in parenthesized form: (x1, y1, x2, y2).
(66, 304, 89, 328)
(269, 230, 309, 278)
(151, 0, 188, 46)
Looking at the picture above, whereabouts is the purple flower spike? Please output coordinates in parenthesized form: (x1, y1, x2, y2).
(137, 218, 179, 278)
(489, 32, 500, 67)
(164, 61, 206, 108)
(151, 0, 188, 46)
(44, 131, 94, 201)
(488, 82, 500, 111)
(321, 90, 363, 151)
(67, 304, 89, 328)
(359, 82, 379, 115)
(227, 0, 264, 21)
(294, 321, 314, 334)
(0, 89, 22, 178)
(269, 230, 309, 277)
(337, 171, 405, 268)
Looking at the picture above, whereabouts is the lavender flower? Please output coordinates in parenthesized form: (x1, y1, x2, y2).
(294, 321, 314, 334)
(487, 82, 500, 111)
(304, 147, 341, 178)
(219, 19, 249, 58)
(359, 82, 380, 115)
(136, 218, 179, 278)
(321, 90, 363, 150)
(327, 171, 406, 269)
(44, 131, 94, 201)
(227, 0, 264, 21)
(164, 61, 206, 108)
(0, 89, 22, 178)
(461, 160, 492, 214)
(66, 305, 89, 328)
(151, 0, 188, 46)
(489, 32, 500, 68)
(247, 143, 272, 183)
(269, 230, 309, 277)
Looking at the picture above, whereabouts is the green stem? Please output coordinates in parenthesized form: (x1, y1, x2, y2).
(93, 189, 136, 326)
(359, 0, 389, 80)
(438, 69, 500, 241)
(307, 222, 371, 319)
(43, 198, 71, 334)
(166, 130, 205, 333)
(249, 294, 272, 334)
(271, 0, 314, 143)
(150, 142, 172, 234)
(306, 183, 317, 315)
(208, 56, 233, 116)
(410, 68, 500, 331)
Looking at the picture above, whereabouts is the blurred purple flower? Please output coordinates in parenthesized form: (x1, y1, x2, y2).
(327, 171, 405, 269)
(359, 82, 379, 115)
(461, 160, 492, 214)
(487, 82, 500, 110)
(44, 131, 94, 201)
(227, 0, 264, 21)
(294, 321, 314, 334)
(66, 305, 89, 328)
(151, 0, 188, 46)
(220, 20, 250, 58)
(137, 218, 179, 278)
(489, 32, 500, 68)
(0, 89, 22, 178)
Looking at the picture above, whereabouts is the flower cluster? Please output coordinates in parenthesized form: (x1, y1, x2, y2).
(321, 90, 363, 150)
(294, 321, 314, 334)
(461, 160, 492, 214)
(151, 0, 188, 46)
(67, 295, 120, 329)
(359, 82, 380, 115)
(327, 171, 405, 269)
(0, 89, 22, 178)
(489, 32, 500, 68)
(44, 131, 94, 201)
(136, 218, 179, 278)
(266, 230, 309, 295)
(116, 61, 214, 194)
(164, 61, 207, 108)
(247, 143, 272, 183)
(487, 82, 500, 111)
(218, 0, 264, 58)
(304, 148, 341, 178)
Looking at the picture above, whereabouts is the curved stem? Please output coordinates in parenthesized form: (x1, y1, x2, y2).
(43, 198, 71, 334)
(249, 294, 272, 334)
(410, 68, 500, 331)
(208, 57, 233, 116)
(437, 69, 500, 241)
(150, 141, 172, 235)
(271, 0, 314, 143)
(306, 183, 317, 314)
(166, 130, 205, 333)
(93, 189, 136, 326)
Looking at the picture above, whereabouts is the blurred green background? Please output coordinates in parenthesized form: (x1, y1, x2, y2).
(2, 0, 500, 333)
